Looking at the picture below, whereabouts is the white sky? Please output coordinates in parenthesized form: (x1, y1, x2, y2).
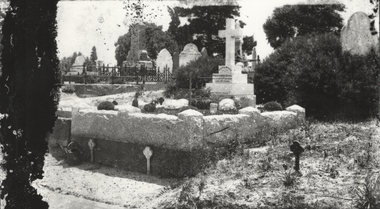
(56, 0, 378, 65)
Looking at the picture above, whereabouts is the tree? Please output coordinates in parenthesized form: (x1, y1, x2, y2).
(167, 6, 244, 57)
(263, 4, 345, 49)
(90, 46, 98, 64)
(242, 35, 257, 56)
(0, 0, 60, 208)
(114, 22, 177, 66)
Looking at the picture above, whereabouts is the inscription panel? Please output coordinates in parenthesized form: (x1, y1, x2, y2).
(213, 74, 232, 83)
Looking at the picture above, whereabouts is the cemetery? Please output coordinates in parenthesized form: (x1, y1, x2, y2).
(1, 1, 380, 208)
(50, 18, 305, 178)
(39, 7, 380, 208)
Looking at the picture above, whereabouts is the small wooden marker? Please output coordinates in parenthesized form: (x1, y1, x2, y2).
(290, 141, 304, 175)
(143, 146, 153, 175)
(88, 139, 96, 163)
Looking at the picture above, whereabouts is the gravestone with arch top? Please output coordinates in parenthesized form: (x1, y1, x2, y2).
(179, 43, 202, 67)
(206, 18, 256, 107)
(156, 48, 173, 73)
(341, 12, 379, 55)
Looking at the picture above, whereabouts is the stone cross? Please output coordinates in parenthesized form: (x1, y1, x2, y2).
(218, 18, 243, 67)
(290, 141, 304, 174)
(143, 146, 153, 175)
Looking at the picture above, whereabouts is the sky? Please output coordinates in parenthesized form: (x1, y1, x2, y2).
(56, 0, 379, 65)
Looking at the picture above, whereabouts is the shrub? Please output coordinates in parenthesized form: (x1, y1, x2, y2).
(174, 56, 224, 89)
(97, 101, 115, 110)
(61, 85, 75, 94)
(190, 98, 212, 110)
(263, 101, 283, 111)
(157, 97, 165, 105)
(254, 33, 380, 120)
(112, 100, 118, 105)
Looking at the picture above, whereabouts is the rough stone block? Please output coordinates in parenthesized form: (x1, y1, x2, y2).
(261, 111, 298, 131)
(286, 105, 305, 123)
(47, 117, 71, 148)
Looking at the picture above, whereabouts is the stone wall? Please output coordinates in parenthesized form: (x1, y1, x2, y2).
(52, 105, 304, 177)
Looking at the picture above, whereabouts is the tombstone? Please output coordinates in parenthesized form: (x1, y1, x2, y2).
(67, 55, 85, 75)
(341, 12, 379, 55)
(201, 47, 208, 57)
(156, 48, 173, 73)
(179, 43, 202, 67)
(205, 18, 256, 107)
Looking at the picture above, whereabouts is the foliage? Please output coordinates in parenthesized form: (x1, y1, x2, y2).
(90, 46, 98, 64)
(353, 172, 380, 209)
(174, 56, 224, 89)
(167, 6, 243, 56)
(59, 51, 82, 74)
(114, 22, 178, 66)
(242, 35, 257, 56)
(0, 0, 60, 208)
(368, 0, 379, 35)
(263, 4, 345, 49)
(255, 33, 379, 120)
(61, 85, 75, 94)
(97, 101, 115, 110)
(190, 98, 212, 110)
(263, 101, 283, 112)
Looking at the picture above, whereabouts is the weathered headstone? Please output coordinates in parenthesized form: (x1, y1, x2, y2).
(179, 43, 202, 67)
(67, 55, 85, 75)
(205, 18, 256, 107)
(156, 48, 173, 73)
(201, 47, 208, 57)
(341, 12, 379, 55)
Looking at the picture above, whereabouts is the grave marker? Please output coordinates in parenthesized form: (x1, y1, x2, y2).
(290, 141, 304, 175)
(205, 18, 256, 106)
(156, 48, 173, 73)
(341, 12, 379, 55)
(179, 43, 202, 67)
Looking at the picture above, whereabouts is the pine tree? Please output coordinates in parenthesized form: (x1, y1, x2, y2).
(90, 46, 98, 64)
(0, 0, 60, 208)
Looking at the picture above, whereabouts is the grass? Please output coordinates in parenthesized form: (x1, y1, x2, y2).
(156, 119, 380, 208)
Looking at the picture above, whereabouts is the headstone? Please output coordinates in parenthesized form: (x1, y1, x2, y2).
(68, 55, 85, 75)
(210, 103, 218, 114)
(179, 43, 202, 67)
(156, 48, 173, 73)
(205, 18, 256, 107)
(173, 51, 179, 73)
(341, 12, 379, 55)
(201, 47, 208, 57)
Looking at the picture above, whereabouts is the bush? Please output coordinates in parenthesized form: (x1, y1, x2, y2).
(190, 98, 212, 110)
(174, 56, 224, 89)
(61, 85, 75, 94)
(263, 101, 283, 111)
(97, 101, 115, 110)
(254, 33, 380, 120)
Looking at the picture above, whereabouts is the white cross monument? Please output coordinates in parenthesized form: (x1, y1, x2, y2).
(205, 18, 256, 107)
(218, 19, 243, 68)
